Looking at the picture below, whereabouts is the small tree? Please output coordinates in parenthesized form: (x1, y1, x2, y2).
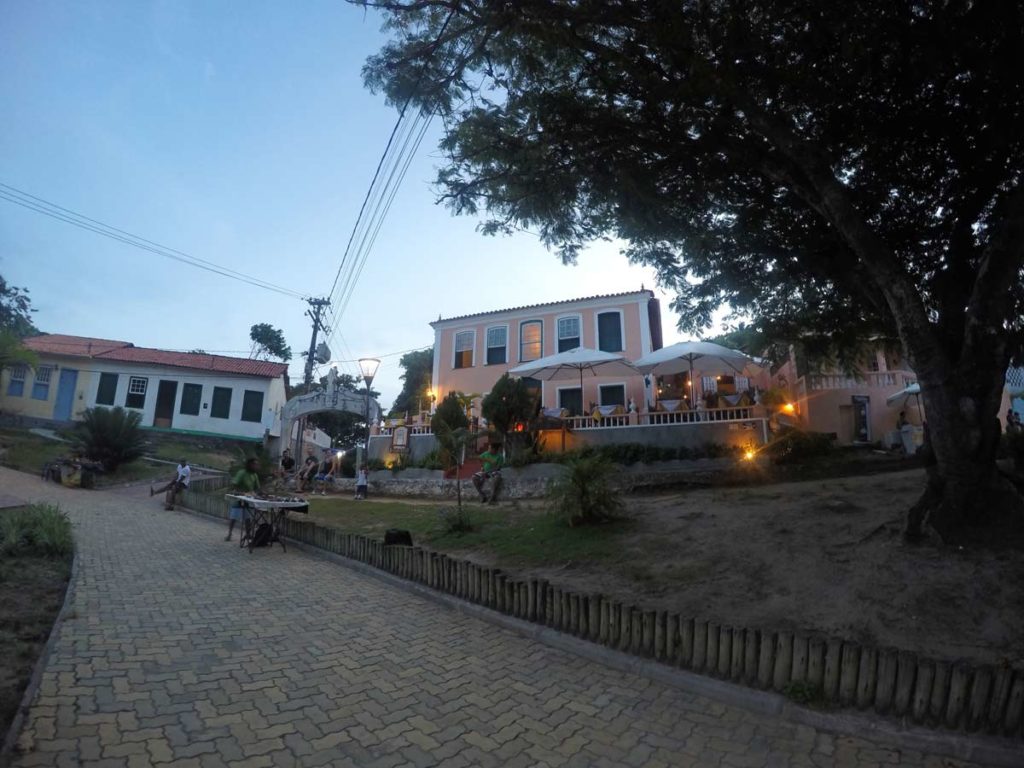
(72, 407, 146, 472)
(431, 395, 474, 513)
(249, 323, 292, 362)
(549, 455, 622, 527)
(482, 374, 535, 456)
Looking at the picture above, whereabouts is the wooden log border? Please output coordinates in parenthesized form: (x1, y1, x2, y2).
(177, 491, 1024, 739)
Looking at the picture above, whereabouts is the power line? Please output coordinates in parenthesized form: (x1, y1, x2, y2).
(0, 182, 307, 300)
(321, 8, 457, 349)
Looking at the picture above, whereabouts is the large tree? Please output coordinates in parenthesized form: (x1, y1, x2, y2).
(249, 323, 292, 362)
(0, 275, 37, 338)
(360, 0, 1024, 543)
(389, 348, 433, 416)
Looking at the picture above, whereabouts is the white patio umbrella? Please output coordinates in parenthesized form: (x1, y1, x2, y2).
(509, 346, 639, 409)
(886, 383, 923, 412)
(632, 340, 759, 405)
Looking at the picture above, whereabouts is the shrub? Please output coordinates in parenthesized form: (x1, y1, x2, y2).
(0, 504, 73, 558)
(548, 455, 622, 527)
(366, 458, 388, 472)
(438, 505, 476, 535)
(416, 450, 446, 470)
(1003, 430, 1024, 471)
(71, 406, 145, 471)
(432, 392, 469, 432)
(766, 428, 834, 464)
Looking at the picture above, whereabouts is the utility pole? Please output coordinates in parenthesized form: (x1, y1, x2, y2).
(303, 297, 331, 389)
(295, 297, 331, 461)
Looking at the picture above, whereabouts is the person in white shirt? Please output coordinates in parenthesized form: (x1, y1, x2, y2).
(152, 459, 191, 509)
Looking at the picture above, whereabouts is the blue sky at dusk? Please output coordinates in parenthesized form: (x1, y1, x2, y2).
(1, 0, 696, 407)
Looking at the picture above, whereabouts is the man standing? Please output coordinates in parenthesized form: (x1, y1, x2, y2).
(226, 457, 261, 542)
(151, 459, 191, 510)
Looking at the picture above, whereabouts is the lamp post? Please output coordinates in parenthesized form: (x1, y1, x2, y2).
(358, 358, 380, 465)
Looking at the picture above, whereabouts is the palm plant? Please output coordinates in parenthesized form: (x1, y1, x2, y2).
(72, 406, 146, 472)
(549, 455, 622, 527)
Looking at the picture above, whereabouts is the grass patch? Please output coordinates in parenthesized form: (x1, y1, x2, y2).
(0, 429, 68, 473)
(0, 506, 73, 740)
(0, 505, 74, 558)
(304, 497, 631, 568)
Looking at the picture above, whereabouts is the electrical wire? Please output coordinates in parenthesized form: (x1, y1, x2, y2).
(0, 183, 307, 300)
(320, 7, 458, 353)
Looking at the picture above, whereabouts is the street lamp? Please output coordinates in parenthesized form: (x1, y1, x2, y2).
(358, 358, 380, 463)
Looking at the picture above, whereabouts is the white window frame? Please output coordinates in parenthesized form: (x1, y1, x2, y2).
(35, 366, 53, 384)
(452, 329, 476, 370)
(128, 376, 148, 396)
(598, 382, 627, 407)
(485, 324, 508, 365)
(10, 364, 27, 382)
(519, 319, 544, 362)
(32, 366, 54, 400)
(556, 314, 582, 352)
(594, 309, 625, 353)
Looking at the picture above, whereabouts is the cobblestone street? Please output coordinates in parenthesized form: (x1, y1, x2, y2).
(2, 468, 995, 767)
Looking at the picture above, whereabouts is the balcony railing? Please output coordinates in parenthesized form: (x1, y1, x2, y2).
(806, 371, 916, 390)
(378, 424, 433, 436)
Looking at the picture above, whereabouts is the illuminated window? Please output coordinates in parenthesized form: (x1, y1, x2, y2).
(454, 331, 474, 369)
(520, 320, 542, 362)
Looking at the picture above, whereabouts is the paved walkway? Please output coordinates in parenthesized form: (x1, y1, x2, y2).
(2, 468, 991, 767)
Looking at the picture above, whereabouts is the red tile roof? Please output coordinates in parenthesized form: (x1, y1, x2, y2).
(430, 290, 654, 326)
(23, 334, 288, 379)
(24, 334, 132, 357)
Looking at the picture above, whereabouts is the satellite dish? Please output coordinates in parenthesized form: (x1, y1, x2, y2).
(315, 343, 331, 364)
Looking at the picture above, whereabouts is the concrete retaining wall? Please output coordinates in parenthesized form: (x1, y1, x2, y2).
(179, 483, 1023, 739)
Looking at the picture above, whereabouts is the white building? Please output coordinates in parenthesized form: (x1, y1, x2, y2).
(0, 334, 289, 442)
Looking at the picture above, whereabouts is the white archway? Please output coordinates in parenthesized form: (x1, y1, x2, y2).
(276, 367, 382, 458)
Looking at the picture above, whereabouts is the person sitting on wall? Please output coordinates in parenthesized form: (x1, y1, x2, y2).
(472, 445, 504, 503)
(279, 449, 296, 477)
(297, 450, 318, 490)
(151, 458, 191, 510)
(313, 450, 336, 495)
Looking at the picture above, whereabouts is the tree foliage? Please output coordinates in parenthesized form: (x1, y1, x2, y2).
(0, 276, 37, 338)
(362, 0, 1024, 542)
(481, 373, 535, 451)
(389, 348, 433, 416)
(72, 407, 146, 472)
(249, 323, 292, 362)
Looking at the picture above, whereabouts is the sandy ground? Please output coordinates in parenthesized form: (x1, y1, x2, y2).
(524, 468, 1024, 668)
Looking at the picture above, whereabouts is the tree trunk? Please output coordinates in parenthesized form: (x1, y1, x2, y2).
(906, 365, 1022, 544)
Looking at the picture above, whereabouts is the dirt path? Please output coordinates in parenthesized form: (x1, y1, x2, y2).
(519, 469, 1024, 667)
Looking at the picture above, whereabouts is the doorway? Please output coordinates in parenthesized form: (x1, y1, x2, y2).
(154, 380, 178, 428)
(53, 368, 78, 421)
(851, 395, 871, 443)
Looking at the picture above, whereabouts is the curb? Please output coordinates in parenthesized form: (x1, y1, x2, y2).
(0, 550, 79, 767)
(284, 539, 1024, 768)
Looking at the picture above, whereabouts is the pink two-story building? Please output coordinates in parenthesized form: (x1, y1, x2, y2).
(430, 290, 663, 418)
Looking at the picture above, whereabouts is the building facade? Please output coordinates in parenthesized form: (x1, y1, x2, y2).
(0, 334, 289, 441)
(430, 290, 664, 417)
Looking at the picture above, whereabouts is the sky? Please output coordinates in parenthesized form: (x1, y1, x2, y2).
(0, 0, 708, 408)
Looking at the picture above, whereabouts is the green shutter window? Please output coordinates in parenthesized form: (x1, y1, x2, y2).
(241, 390, 264, 423)
(597, 312, 623, 352)
(210, 387, 232, 419)
(96, 373, 118, 406)
(180, 383, 202, 415)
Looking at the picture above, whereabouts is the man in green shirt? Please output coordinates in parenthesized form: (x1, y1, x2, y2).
(472, 445, 503, 503)
(226, 457, 261, 542)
